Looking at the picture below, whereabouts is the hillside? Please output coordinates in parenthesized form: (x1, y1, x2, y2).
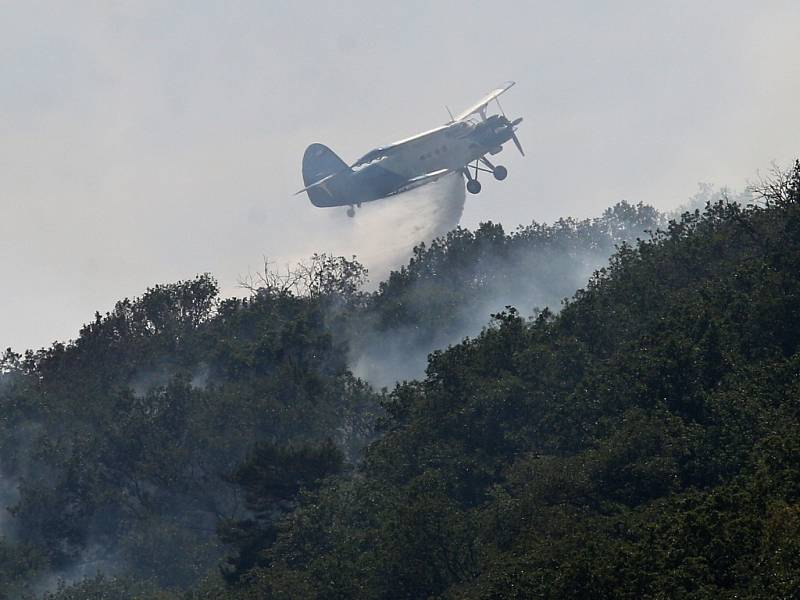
(1, 162, 799, 599)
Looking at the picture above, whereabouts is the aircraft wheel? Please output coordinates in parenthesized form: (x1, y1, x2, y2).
(466, 179, 482, 194)
(493, 166, 508, 181)
(346, 207, 355, 218)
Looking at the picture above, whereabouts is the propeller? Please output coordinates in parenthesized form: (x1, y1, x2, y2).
(510, 117, 524, 156)
(497, 96, 525, 157)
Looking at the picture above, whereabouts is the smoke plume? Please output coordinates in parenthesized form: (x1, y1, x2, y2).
(319, 172, 466, 283)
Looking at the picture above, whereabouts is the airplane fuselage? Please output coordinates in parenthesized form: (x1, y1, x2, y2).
(304, 115, 515, 208)
(299, 81, 523, 212)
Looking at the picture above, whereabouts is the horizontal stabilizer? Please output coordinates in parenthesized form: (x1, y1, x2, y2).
(294, 173, 336, 196)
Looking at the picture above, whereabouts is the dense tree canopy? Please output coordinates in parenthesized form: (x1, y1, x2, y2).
(2, 162, 799, 598)
(0, 262, 379, 596)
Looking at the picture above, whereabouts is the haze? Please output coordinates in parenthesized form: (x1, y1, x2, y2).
(2, 1, 798, 353)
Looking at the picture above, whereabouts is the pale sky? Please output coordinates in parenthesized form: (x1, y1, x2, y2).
(1, 1, 798, 352)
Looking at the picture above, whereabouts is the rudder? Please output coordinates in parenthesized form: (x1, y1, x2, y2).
(301, 144, 351, 207)
(304, 144, 349, 182)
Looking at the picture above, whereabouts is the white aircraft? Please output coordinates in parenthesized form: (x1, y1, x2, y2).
(297, 81, 524, 217)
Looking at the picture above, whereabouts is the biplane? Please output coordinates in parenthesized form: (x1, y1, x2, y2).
(297, 81, 523, 217)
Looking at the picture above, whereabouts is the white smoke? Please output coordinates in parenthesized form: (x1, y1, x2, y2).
(321, 172, 466, 283)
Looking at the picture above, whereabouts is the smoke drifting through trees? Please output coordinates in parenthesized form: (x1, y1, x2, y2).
(345, 202, 666, 387)
(290, 176, 668, 387)
(0, 175, 764, 597)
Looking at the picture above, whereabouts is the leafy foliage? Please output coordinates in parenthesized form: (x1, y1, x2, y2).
(0, 265, 380, 591)
(218, 440, 344, 583)
(237, 162, 800, 598)
(3, 163, 800, 599)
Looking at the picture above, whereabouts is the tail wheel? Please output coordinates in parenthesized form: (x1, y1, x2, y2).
(346, 207, 355, 218)
(493, 166, 508, 181)
(466, 179, 482, 194)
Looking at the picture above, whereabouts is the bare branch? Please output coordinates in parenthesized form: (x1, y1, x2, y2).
(237, 254, 368, 301)
(748, 161, 796, 206)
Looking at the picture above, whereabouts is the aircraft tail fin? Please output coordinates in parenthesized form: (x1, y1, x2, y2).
(301, 144, 351, 207)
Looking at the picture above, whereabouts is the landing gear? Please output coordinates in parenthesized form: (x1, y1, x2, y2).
(466, 179, 482, 194)
(346, 206, 355, 218)
(481, 157, 507, 181)
(463, 163, 484, 195)
(464, 157, 508, 194)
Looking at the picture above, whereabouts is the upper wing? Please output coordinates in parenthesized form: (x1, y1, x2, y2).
(454, 81, 515, 122)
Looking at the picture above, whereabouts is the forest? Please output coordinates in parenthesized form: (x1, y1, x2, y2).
(1, 162, 799, 599)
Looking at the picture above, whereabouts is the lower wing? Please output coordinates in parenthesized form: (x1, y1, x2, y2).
(386, 168, 452, 196)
